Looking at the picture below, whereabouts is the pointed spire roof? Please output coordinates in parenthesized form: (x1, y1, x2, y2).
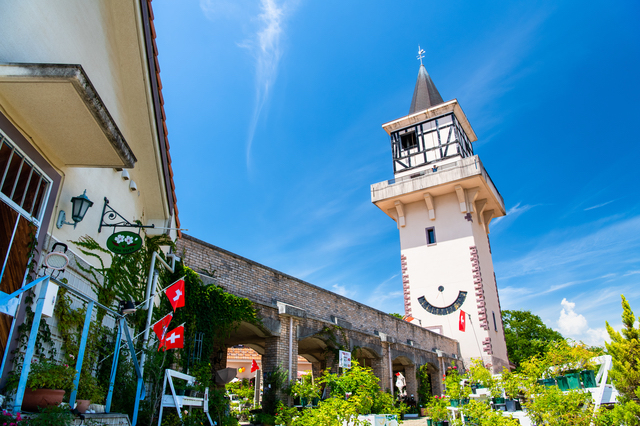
(409, 64, 444, 114)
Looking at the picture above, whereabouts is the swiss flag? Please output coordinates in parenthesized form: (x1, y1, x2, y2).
(459, 310, 466, 332)
(250, 359, 259, 373)
(166, 279, 185, 312)
(164, 325, 184, 350)
(153, 312, 173, 350)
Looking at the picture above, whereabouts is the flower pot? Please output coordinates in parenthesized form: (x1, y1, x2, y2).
(555, 375, 569, 391)
(449, 398, 460, 407)
(565, 372, 582, 389)
(581, 370, 597, 388)
(76, 399, 91, 413)
(420, 408, 427, 417)
(175, 388, 186, 396)
(461, 398, 470, 406)
(492, 397, 505, 404)
(21, 388, 65, 412)
(300, 397, 308, 407)
(505, 399, 517, 412)
(537, 378, 556, 387)
(426, 419, 432, 426)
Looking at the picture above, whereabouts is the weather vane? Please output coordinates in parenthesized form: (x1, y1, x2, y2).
(417, 46, 425, 65)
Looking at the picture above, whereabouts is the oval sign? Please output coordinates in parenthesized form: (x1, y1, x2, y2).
(106, 231, 143, 254)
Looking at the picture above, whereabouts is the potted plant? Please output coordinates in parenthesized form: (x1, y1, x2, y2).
(5, 360, 76, 411)
(444, 364, 467, 407)
(500, 368, 522, 412)
(290, 373, 320, 407)
(76, 372, 104, 413)
(425, 395, 449, 426)
(468, 358, 492, 391)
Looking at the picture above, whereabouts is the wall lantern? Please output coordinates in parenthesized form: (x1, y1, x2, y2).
(119, 300, 137, 315)
(56, 190, 94, 229)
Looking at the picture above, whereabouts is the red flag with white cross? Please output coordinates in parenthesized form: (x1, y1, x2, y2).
(459, 310, 466, 332)
(165, 278, 185, 312)
(153, 312, 173, 351)
(164, 325, 184, 350)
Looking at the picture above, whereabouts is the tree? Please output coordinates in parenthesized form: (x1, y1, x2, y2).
(605, 295, 640, 425)
(502, 309, 564, 368)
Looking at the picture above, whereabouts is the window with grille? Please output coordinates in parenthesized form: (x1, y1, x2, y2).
(0, 133, 52, 224)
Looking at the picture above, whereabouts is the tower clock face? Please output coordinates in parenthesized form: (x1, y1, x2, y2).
(417, 285, 467, 316)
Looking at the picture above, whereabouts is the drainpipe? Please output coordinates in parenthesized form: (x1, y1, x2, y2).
(288, 316, 293, 383)
(388, 345, 394, 397)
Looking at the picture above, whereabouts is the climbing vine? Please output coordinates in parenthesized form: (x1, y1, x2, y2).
(313, 325, 350, 370)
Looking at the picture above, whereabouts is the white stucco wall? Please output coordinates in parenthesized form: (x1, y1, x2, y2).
(399, 190, 509, 372)
(0, 0, 176, 269)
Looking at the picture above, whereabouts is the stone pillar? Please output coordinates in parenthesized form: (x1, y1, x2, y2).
(372, 355, 386, 391)
(404, 364, 417, 400)
(311, 362, 322, 378)
(261, 315, 299, 405)
(379, 343, 393, 394)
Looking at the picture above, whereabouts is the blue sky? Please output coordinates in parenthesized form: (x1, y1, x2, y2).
(154, 0, 640, 346)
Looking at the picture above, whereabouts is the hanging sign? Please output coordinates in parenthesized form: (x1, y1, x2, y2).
(339, 350, 352, 369)
(106, 231, 143, 254)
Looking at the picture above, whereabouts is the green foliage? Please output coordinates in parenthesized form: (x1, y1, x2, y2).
(467, 358, 492, 388)
(291, 397, 368, 426)
(262, 365, 289, 415)
(606, 295, 640, 402)
(603, 295, 640, 425)
(416, 364, 432, 405)
(275, 401, 299, 425)
(443, 363, 470, 400)
(23, 405, 73, 426)
(71, 234, 174, 324)
(388, 313, 403, 319)
(289, 373, 320, 403)
(460, 399, 519, 426)
(165, 264, 259, 371)
(76, 373, 104, 403)
(226, 378, 254, 400)
(423, 395, 448, 421)
(502, 309, 565, 369)
(5, 360, 76, 393)
(523, 384, 594, 426)
(318, 361, 403, 417)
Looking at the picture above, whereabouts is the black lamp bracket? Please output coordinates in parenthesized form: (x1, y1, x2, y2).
(98, 197, 155, 233)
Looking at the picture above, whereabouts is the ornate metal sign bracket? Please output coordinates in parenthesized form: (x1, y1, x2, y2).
(98, 197, 155, 233)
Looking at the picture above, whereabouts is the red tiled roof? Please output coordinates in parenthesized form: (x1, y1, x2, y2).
(141, 0, 181, 237)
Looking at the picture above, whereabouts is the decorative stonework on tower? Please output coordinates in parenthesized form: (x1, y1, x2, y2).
(371, 58, 510, 372)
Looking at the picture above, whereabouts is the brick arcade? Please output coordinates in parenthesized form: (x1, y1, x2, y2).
(177, 234, 463, 400)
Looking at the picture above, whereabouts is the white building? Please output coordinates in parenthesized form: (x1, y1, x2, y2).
(371, 64, 509, 372)
(0, 0, 179, 375)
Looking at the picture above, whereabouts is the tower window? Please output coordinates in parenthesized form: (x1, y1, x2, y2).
(426, 227, 436, 245)
(400, 131, 417, 150)
(492, 311, 497, 331)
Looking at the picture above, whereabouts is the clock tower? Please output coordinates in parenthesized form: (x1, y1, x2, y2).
(371, 60, 510, 372)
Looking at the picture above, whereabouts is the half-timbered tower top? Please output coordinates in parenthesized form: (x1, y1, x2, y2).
(409, 64, 444, 114)
(382, 65, 478, 178)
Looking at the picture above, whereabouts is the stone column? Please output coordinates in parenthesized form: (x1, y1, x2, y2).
(261, 315, 299, 405)
(404, 364, 417, 400)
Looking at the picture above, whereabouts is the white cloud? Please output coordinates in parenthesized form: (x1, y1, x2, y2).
(200, 0, 297, 173)
(558, 298, 588, 335)
(244, 0, 296, 171)
(557, 298, 610, 346)
(332, 283, 353, 298)
(584, 199, 618, 211)
(491, 202, 537, 231)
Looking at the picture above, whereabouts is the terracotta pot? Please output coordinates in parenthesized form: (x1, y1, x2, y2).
(21, 388, 65, 412)
(76, 399, 91, 413)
